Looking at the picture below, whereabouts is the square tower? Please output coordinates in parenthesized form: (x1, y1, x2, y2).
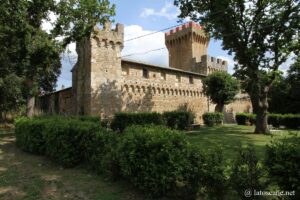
(72, 21, 124, 117)
(165, 22, 209, 71)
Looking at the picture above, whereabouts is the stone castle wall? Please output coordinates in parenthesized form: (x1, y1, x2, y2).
(36, 21, 252, 124)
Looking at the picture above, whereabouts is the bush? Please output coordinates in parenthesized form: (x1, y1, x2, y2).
(235, 113, 256, 125)
(84, 128, 120, 178)
(267, 114, 283, 128)
(282, 114, 300, 129)
(44, 118, 99, 167)
(265, 138, 300, 194)
(117, 125, 190, 197)
(202, 112, 224, 126)
(183, 147, 228, 200)
(15, 117, 100, 167)
(111, 112, 164, 131)
(163, 111, 194, 130)
(77, 115, 101, 124)
(15, 117, 47, 155)
(230, 145, 265, 199)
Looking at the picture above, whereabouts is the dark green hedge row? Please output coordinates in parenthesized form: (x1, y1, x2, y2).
(268, 113, 300, 129)
(15, 117, 299, 199)
(202, 112, 224, 126)
(15, 117, 100, 167)
(235, 113, 256, 125)
(236, 113, 300, 129)
(111, 111, 194, 131)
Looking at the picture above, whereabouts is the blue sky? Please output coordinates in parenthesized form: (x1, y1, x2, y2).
(54, 0, 292, 90)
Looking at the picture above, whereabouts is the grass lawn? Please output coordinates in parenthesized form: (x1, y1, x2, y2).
(186, 125, 300, 162)
(0, 128, 162, 200)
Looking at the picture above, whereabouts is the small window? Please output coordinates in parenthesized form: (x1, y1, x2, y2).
(161, 72, 166, 80)
(189, 76, 194, 84)
(143, 69, 148, 78)
(176, 74, 181, 82)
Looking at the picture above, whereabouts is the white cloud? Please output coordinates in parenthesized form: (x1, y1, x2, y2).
(41, 11, 57, 33)
(122, 25, 168, 66)
(140, 2, 179, 20)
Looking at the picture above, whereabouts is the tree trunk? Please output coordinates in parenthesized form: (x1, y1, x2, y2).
(254, 92, 270, 134)
(215, 103, 224, 112)
(26, 96, 35, 118)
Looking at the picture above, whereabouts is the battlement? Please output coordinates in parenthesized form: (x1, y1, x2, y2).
(165, 21, 203, 36)
(92, 21, 124, 49)
(200, 55, 228, 71)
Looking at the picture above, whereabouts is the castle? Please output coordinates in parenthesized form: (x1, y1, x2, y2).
(37, 21, 251, 123)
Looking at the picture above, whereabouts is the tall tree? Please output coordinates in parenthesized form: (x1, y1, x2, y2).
(203, 72, 240, 112)
(174, 0, 300, 133)
(0, 0, 115, 117)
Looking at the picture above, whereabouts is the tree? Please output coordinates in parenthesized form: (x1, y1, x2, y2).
(174, 0, 300, 133)
(286, 57, 300, 113)
(0, 74, 24, 122)
(0, 0, 115, 117)
(203, 72, 240, 112)
(268, 57, 300, 114)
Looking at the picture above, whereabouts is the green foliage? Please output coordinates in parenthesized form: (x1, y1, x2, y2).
(111, 112, 195, 131)
(265, 138, 300, 194)
(84, 129, 120, 178)
(269, 58, 300, 114)
(267, 114, 283, 128)
(163, 111, 194, 130)
(235, 113, 256, 125)
(15, 117, 47, 154)
(15, 117, 99, 167)
(230, 145, 265, 199)
(183, 147, 228, 200)
(282, 114, 300, 129)
(0, 0, 115, 116)
(202, 72, 240, 112)
(110, 112, 164, 132)
(202, 112, 224, 127)
(0, 74, 24, 119)
(77, 115, 101, 124)
(117, 125, 190, 197)
(44, 119, 99, 167)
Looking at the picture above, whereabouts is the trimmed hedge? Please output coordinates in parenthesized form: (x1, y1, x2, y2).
(111, 111, 194, 131)
(111, 112, 164, 132)
(84, 129, 120, 177)
(15, 117, 47, 154)
(236, 113, 300, 129)
(15, 117, 99, 167)
(15, 117, 300, 199)
(235, 113, 256, 125)
(202, 112, 224, 126)
(43, 119, 99, 167)
(163, 111, 194, 130)
(117, 125, 226, 198)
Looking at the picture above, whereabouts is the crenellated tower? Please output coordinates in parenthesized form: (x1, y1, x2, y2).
(165, 21, 228, 75)
(72, 21, 124, 116)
